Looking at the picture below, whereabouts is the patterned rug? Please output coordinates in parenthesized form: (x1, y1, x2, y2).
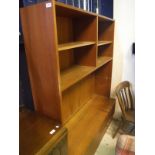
(95, 119, 135, 155)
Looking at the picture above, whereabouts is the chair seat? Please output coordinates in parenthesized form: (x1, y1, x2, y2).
(124, 110, 135, 123)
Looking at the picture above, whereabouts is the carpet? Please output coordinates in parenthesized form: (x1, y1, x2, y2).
(95, 119, 135, 155)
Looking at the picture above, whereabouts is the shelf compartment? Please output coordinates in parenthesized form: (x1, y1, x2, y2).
(60, 65, 94, 91)
(98, 41, 112, 46)
(97, 57, 112, 68)
(60, 57, 112, 91)
(65, 94, 115, 155)
(55, 1, 97, 17)
(56, 14, 97, 45)
(55, 1, 114, 22)
(58, 41, 95, 51)
(98, 42, 113, 57)
(98, 20, 114, 42)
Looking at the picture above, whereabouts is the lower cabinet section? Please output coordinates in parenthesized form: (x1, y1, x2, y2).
(37, 128, 68, 155)
(20, 96, 115, 155)
(65, 95, 115, 155)
(19, 108, 68, 155)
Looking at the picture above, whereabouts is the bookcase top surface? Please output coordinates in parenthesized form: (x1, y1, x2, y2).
(20, 1, 115, 22)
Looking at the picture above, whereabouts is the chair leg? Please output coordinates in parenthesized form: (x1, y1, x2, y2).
(129, 124, 135, 135)
(112, 121, 123, 138)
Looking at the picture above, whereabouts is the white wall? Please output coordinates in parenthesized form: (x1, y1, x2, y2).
(111, 0, 135, 118)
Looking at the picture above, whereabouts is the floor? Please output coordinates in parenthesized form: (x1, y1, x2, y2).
(95, 119, 135, 155)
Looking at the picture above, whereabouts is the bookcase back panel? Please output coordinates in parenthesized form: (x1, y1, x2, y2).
(98, 21, 114, 41)
(73, 17, 97, 41)
(57, 16, 73, 44)
(98, 44, 113, 57)
(95, 61, 112, 97)
(61, 74, 95, 123)
(56, 16, 97, 43)
(75, 45, 97, 66)
(59, 50, 75, 71)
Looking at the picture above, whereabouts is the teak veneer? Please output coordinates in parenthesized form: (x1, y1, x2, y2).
(20, 0, 115, 154)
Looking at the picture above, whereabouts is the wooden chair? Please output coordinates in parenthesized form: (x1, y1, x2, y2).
(113, 81, 135, 138)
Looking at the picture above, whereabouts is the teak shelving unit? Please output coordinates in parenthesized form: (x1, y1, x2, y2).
(20, 0, 115, 154)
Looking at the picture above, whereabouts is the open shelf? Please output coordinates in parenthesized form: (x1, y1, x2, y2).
(60, 57, 112, 91)
(98, 41, 112, 46)
(60, 65, 94, 91)
(98, 17, 114, 43)
(97, 57, 112, 68)
(58, 41, 95, 51)
(65, 94, 115, 155)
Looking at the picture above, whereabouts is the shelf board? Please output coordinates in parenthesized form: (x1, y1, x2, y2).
(58, 41, 95, 51)
(60, 65, 94, 91)
(55, 1, 97, 17)
(98, 41, 112, 46)
(98, 14, 114, 22)
(97, 56, 112, 68)
(65, 94, 115, 155)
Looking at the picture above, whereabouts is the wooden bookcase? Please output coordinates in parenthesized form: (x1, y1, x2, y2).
(20, 1, 115, 154)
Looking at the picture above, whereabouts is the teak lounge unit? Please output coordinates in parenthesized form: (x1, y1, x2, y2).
(20, 0, 115, 154)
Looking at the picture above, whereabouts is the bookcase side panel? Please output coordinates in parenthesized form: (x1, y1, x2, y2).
(20, 1, 62, 121)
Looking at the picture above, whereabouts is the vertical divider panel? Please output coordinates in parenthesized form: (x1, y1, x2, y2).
(20, 0, 62, 122)
(96, 16, 99, 65)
